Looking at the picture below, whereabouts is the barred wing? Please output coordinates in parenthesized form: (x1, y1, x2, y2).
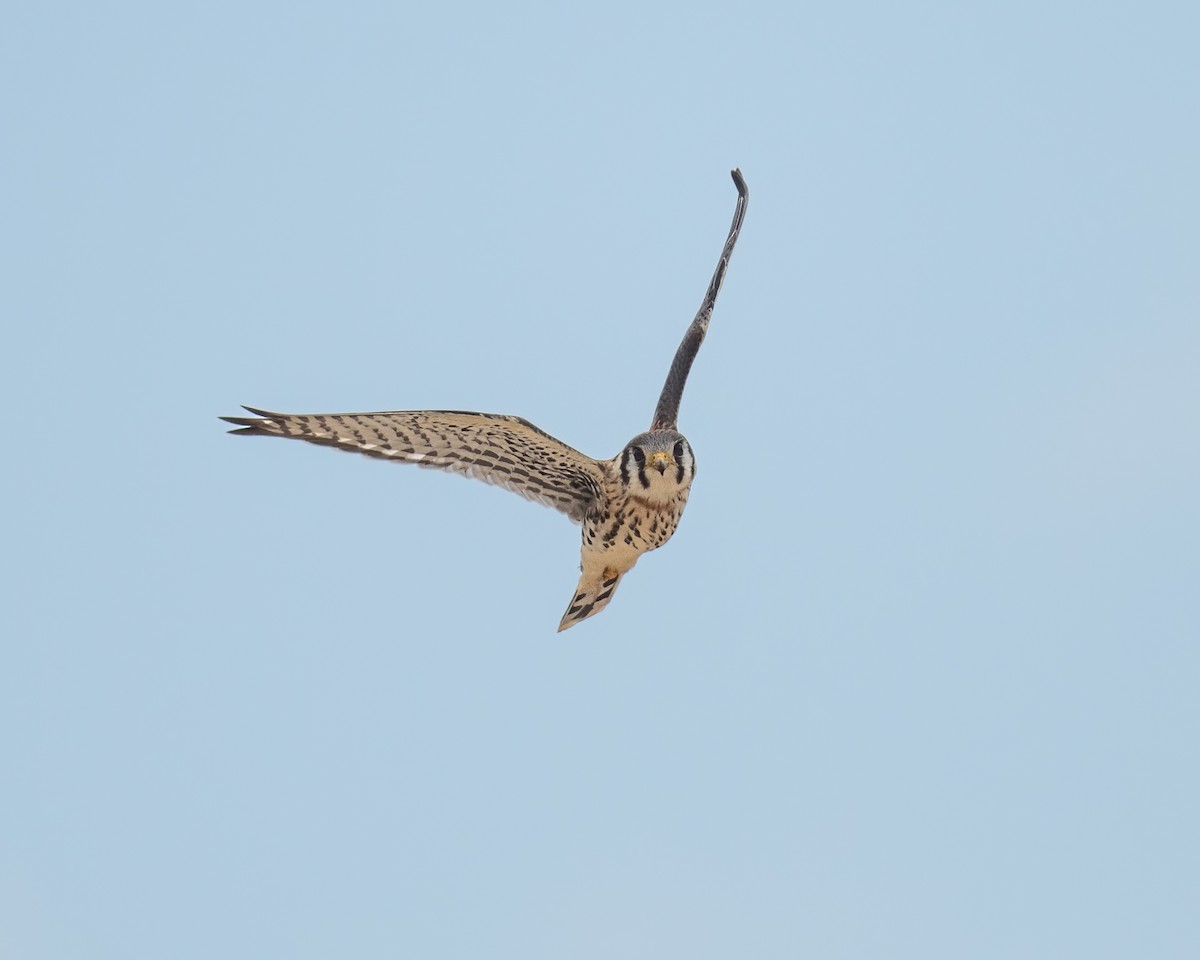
(221, 407, 606, 522)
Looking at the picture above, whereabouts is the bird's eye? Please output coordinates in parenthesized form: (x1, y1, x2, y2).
(631, 447, 645, 463)
(673, 441, 685, 461)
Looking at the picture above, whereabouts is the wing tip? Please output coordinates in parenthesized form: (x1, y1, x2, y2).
(240, 405, 284, 419)
(220, 405, 283, 435)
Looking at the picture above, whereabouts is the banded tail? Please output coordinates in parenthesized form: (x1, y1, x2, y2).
(558, 567, 626, 633)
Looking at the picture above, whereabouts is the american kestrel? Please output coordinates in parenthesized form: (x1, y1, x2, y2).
(222, 169, 748, 631)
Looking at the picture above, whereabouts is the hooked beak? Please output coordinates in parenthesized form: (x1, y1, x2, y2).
(650, 451, 673, 475)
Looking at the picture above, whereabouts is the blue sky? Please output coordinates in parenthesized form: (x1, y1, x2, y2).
(3, 1, 1198, 957)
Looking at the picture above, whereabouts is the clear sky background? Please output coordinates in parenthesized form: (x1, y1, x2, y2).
(3, 1, 1197, 957)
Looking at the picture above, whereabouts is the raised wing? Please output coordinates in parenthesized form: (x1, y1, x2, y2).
(221, 407, 606, 522)
(651, 168, 749, 432)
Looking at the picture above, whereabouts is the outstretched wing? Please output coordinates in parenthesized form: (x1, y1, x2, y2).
(221, 407, 606, 522)
(651, 168, 749, 432)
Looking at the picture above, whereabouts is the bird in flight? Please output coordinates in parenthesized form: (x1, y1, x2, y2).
(222, 169, 748, 631)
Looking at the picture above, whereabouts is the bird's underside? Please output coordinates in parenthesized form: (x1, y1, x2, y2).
(222, 169, 748, 631)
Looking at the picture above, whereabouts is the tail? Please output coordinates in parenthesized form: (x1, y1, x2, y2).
(558, 567, 625, 633)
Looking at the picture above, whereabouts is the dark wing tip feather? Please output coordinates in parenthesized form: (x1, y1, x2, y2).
(241, 405, 285, 419)
(219, 415, 271, 436)
(220, 406, 283, 435)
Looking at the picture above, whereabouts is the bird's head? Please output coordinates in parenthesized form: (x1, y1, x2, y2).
(618, 430, 695, 500)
